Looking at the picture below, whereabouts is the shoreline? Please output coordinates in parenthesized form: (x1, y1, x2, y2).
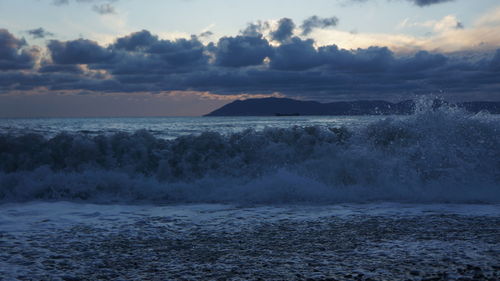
(1, 203, 499, 280)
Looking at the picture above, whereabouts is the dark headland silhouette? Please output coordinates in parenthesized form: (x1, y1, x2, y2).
(205, 97, 500, 116)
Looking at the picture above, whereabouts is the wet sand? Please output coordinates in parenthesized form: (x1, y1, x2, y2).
(1, 203, 499, 280)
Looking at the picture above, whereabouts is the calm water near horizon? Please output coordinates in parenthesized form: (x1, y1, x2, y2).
(0, 115, 387, 139)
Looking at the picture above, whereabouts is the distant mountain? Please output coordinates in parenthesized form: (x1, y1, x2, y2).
(204, 97, 500, 116)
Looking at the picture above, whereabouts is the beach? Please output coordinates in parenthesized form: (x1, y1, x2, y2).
(1, 202, 499, 280)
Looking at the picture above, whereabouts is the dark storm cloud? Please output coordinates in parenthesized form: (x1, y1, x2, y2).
(214, 35, 273, 67)
(240, 21, 270, 37)
(48, 39, 114, 64)
(0, 71, 90, 92)
(52, 0, 117, 5)
(111, 31, 206, 69)
(301, 16, 339, 35)
(0, 29, 36, 70)
(410, 0, 454, 7)
(270, 40, 395, 72)
(0, 29, 26, 53)
(345, 0, 455, 7)
(39, 63, 84, 74)
(393, 50, 448, 72)
(338, 46, 394, 72)
(111, 34, 208, 73)
(52, 0, 70, 5)
(0, 72, 44, 90)
(2, 27, 500, 100)
(490, 49, 500, 72)
(270, 18, 295, 43)
(112, 30, 158, 51)
(108, 33, 208, 74)
(51, 0, 118, 15)
(27, 28, 55, 39)
(270, 38, 321, 70)
(199, 31, 213, 38)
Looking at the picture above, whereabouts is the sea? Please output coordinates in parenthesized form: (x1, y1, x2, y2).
(1, 101, 499, 279)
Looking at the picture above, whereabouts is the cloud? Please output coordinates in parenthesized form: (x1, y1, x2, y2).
(92, 3, 116, 14)
(2, 24, 500, 103)
(48, 39, 114, 64)
(108, 32, 207, 74)
(394, 50, 448, 72)
(270, 18, 295, 43)
(301, 16, 339, 35)
(39, 63, 84, 74)
(51, 0, 118, 14)
(345, 0, 455, 7)
(52, 0, 70, 5)
(418, 15, 465, 32)
(214, 35, 273, 67)
(410, 0, 454, 7)
(111, 30, 158, 51)
(270, 38, 321, 71)
(475, 6, 500, 27)
(490, 49, 500, 71)
(52, 0, 116, 5)
(312, 11, 500, 53)
(241, 21, 270, 37)
(27, 28, 55, 39)
(199, 31, 213, 38)
(0, 29, 37, 70)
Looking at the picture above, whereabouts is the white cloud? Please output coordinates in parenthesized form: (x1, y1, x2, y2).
(475, 6, 500, 27)
(309, 9, 500, 53)
(424, 15, 463, 32)
(396, 15, 463, 32)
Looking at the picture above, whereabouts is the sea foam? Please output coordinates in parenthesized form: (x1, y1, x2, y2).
(1, 100, 499, 204)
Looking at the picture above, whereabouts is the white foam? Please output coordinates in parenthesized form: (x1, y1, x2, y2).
(1, 98, 499, 204)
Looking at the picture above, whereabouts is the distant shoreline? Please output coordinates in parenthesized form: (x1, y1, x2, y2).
(205, 97, 500, 116)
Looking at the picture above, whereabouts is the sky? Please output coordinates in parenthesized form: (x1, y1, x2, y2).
(0, 0, 500, 117)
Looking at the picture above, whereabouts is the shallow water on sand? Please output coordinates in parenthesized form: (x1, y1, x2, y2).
(1, 202, 499, 280)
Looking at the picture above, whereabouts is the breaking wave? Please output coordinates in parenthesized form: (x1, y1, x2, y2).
(1, 100, 499, 204)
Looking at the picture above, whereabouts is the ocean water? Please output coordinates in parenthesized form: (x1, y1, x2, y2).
(1, 101, 500, 280)
(0, 115, 377, 140)
(0, 100, 499, 204)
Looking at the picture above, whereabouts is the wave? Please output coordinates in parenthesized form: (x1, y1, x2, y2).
(1, 100, 499, 204)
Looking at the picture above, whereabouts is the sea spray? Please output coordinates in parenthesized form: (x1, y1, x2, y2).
(1, 99, 499, 203)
